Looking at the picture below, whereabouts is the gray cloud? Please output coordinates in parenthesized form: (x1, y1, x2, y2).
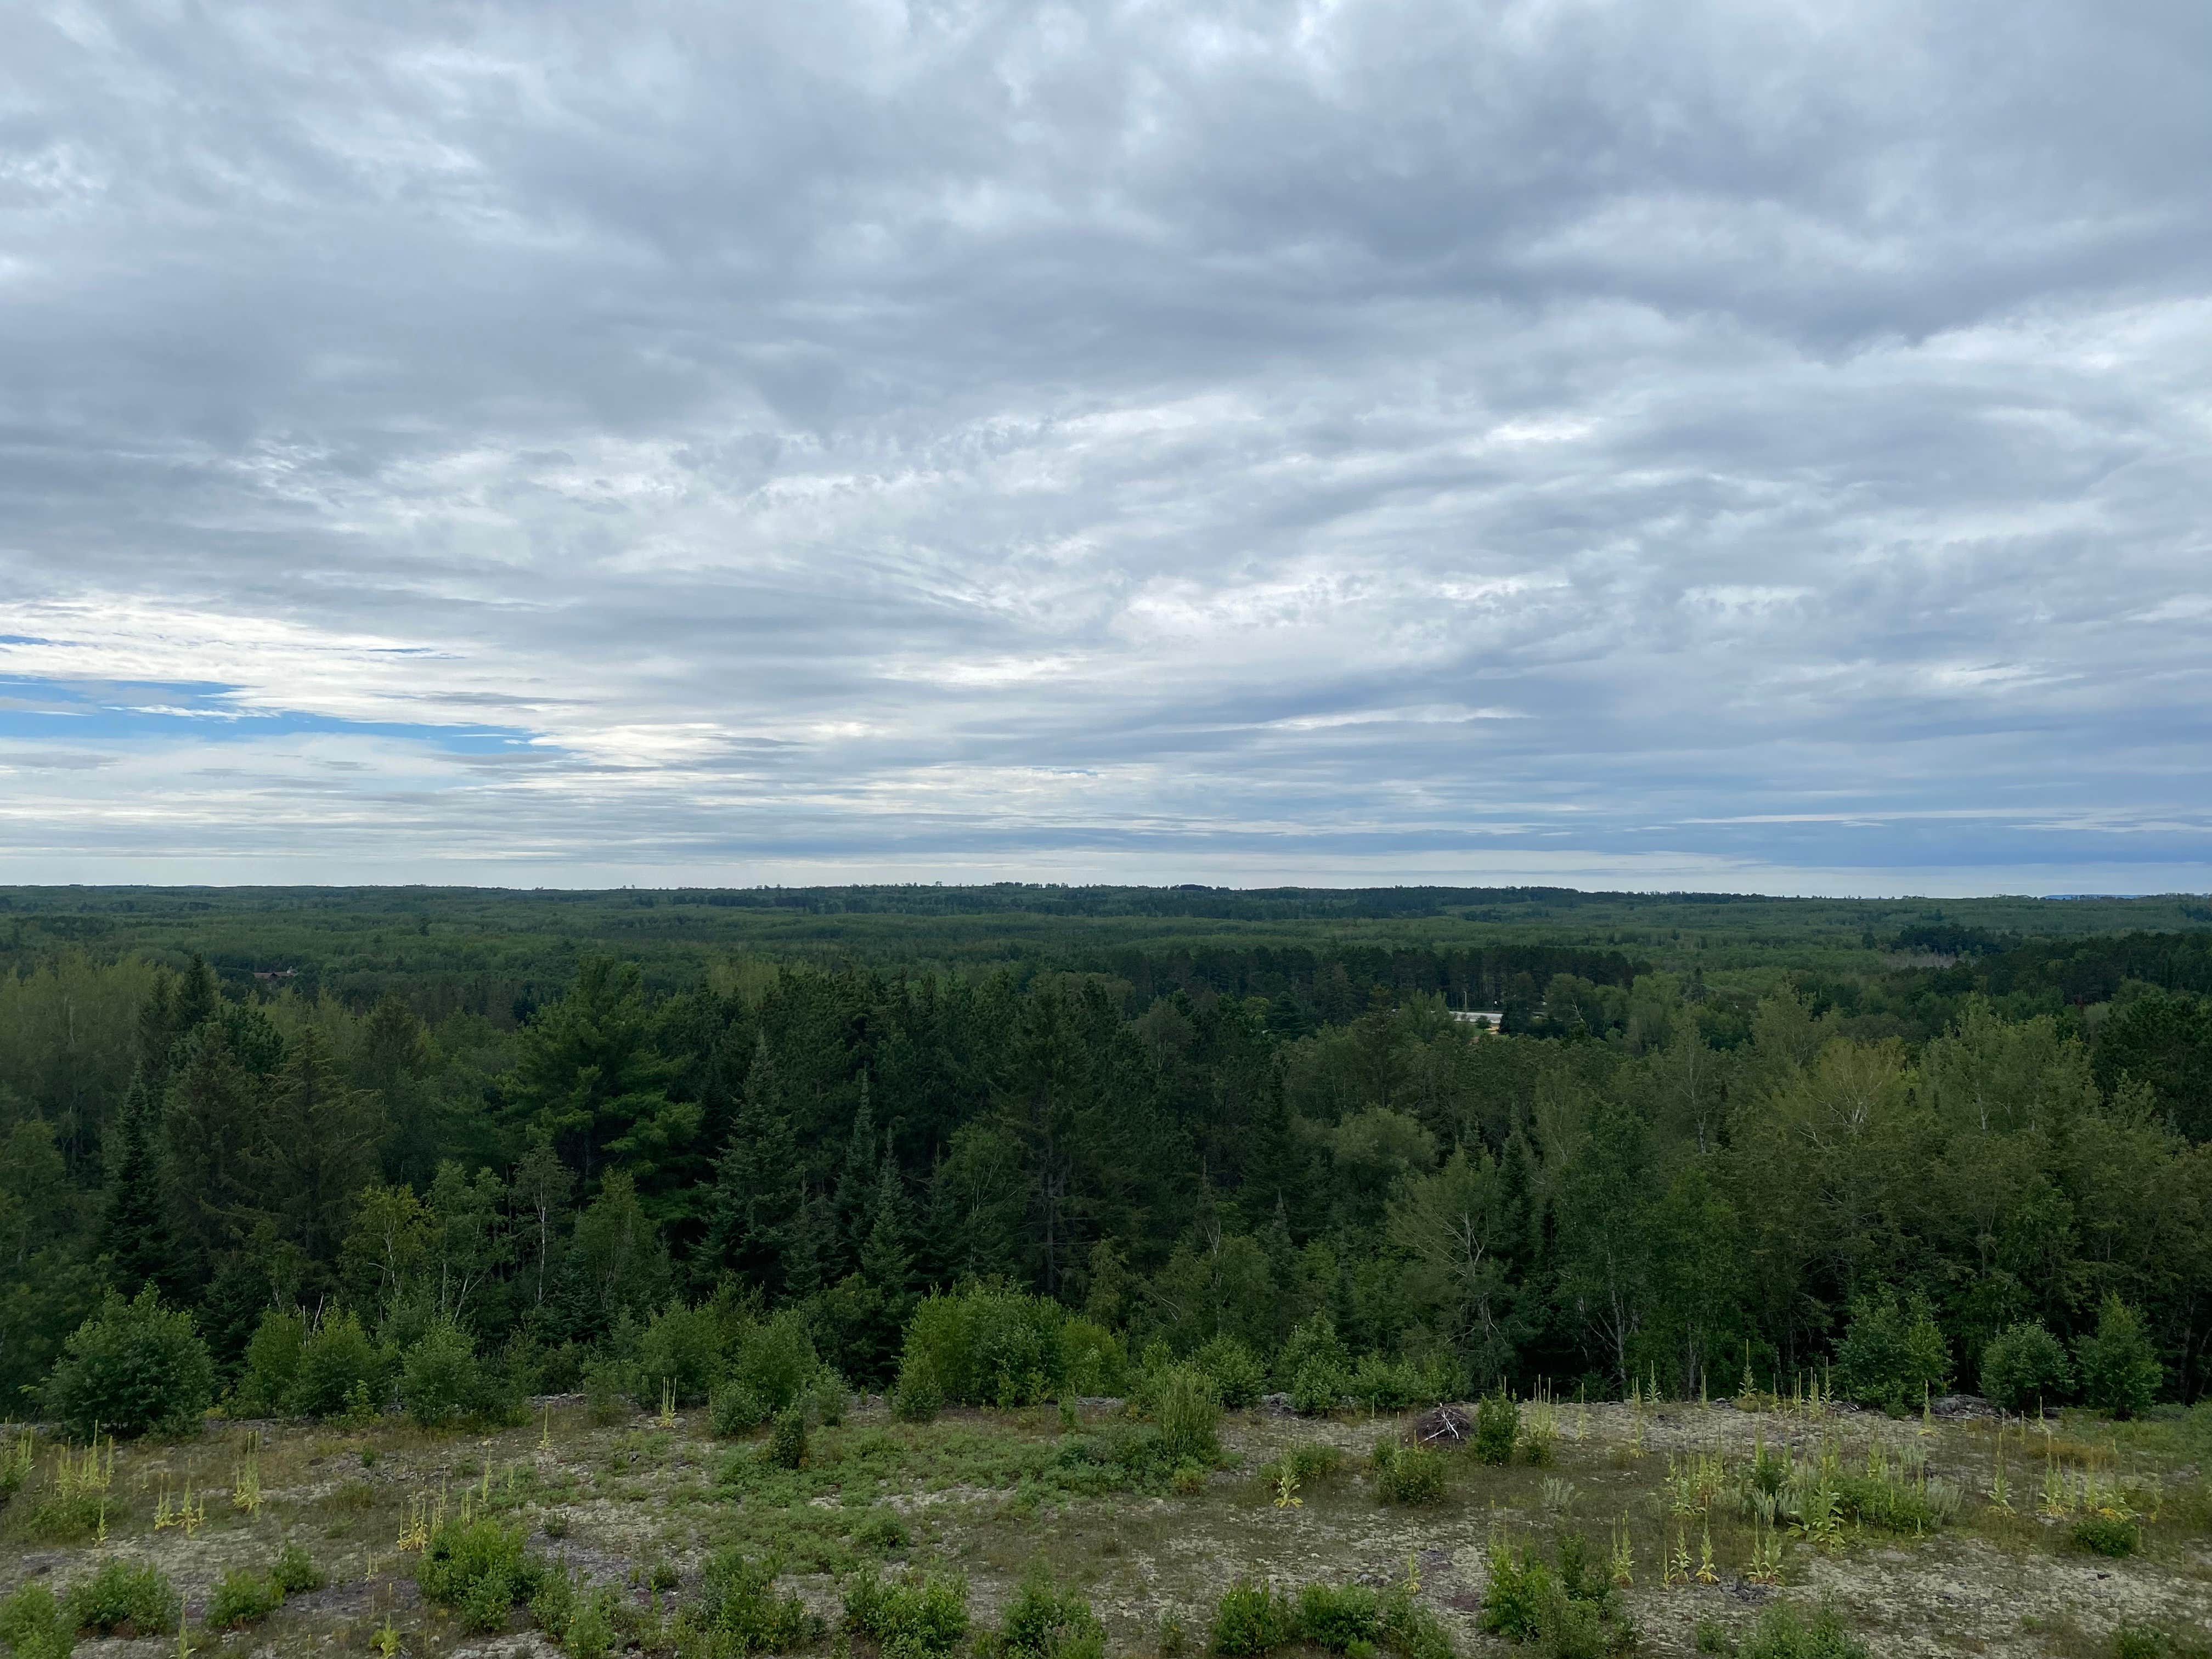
(0, 0, 2207, 892)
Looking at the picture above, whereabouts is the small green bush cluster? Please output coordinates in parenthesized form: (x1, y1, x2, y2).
(2077, 1296, 2163, 1419)
(204, 1539, 326, 1629)
(42, 1289, 213, 1440)
(988, 1574, 1105, 1659)
(1153, 1365, 1223, 1466)
(843, 1566, 971, 1659)
(402, 1321, 506, 1426)
(1480, 1532, 1633, 1657)
(1278, 1315, 1350, 1414)
(896, 1285, 1126, 1410)
(1833, 1294, 1951, 1415)
(1208, 1575, 1451, 1659)
(0, 1583, 72, 1659)
(1979, 1321, 2072, 1413)
(2070, 1513, 2140, 1558)
(1735, 1603, 1871, 1659)
(416, 1515, 550, 1633)
(1369, 1438, 1448, 1505)
(1474, 1392, 1520, 1465)
(684, 1548, 819, 1655)
(1192, 1336, 1268, 1409)
(766, 1407, 810, 1470)
(61, 1559, 178, 1637)
(291, 1311, 386, 1420)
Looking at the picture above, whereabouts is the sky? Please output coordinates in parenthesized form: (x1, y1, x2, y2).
(2, 1, 2209, 895)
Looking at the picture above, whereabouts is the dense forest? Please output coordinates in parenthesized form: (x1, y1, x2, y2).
(3, 885, 2210, 1430)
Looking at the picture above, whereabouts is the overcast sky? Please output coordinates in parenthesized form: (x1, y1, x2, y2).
(2, 1, 2208, 894)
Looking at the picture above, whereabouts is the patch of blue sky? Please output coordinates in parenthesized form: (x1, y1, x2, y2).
(0, 678, 538, 754)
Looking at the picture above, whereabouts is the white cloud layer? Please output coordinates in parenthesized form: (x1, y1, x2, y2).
(1, 0, 2208, 892)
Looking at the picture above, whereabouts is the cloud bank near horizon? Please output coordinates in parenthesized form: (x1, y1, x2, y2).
(2, 1, 2209, 895)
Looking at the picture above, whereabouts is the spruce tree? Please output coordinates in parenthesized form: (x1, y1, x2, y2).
(703, 1034, 804, 1294)
(100, 1072, 187, 1302)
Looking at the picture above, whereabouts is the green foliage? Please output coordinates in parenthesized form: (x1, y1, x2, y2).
(1369, 1438, 1448, 1505)
(1290, 1358, 1347, 1415)
(1280, 1314, 1350, 1412)
(685, 1548, 819, 1655)
(1833, 1294, 1951, 1415)
(897, 1285, 1108, 1408)
(415, 1515, 546, 1633)
(992, 1574, 1106, 1659)
(1481, 1533, 1629, 1657)
(42, 1288, 213, 1440)
(1737, 1604, 1871, 1659)
(639, 1299, 726, 1407)
(271, 1541, 326, 1595)
(1474, 1391, 1519, 1465)
(2077, 1296, 2163, 1418)
(766, 1406, 809, 1470)
(232, 1307, 307, 1417)
(61, 1559, 177, 1636)
(582, 1352, 635, 1425)
(205, 1569, 284, 1630)
(400, 1320, 486, 1426)
(1480, 1536, 1550, 1643)
(1349, 1353, 1420, 1412)
(1192, 1336, 1267, 1409)
(1979, 1321, 2073, 1412)
(731, 1308, 822, 1413)
(891, 1356, 945, 1422)
(711, 1380, 770, 1436)
(0, 1582, 72, 1659)
(290, 1310, 384, 1420)
(1295, 1584, 1380, 1653)
(1153, 1365, 1222, 1466)
(843, 1567, 971, 1659)
(2069, 1513, 2140, 1558)
(1209, 1580, 1297, 1658)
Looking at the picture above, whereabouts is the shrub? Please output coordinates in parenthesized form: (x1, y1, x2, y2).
(1193, 1336, 1267, 1409)
(1155, 1366, 1222, 1466)
(804, 1369, 853, 1426)
(232, 1308, 307, 1417)
(995, 1573, 1106, 1659)
(1378, 1580, 1455, 1659)
(1290, 1357, 1347, 1416)
(1209, 1579, 1296, 1658)
(1278, 1312, 1350, 1389)
(639, 1300, 726, 1407)
(711, 1380, 770, 1436)
(43, 1289, 214, 1440)
(687, 1548, 818, 1654)
(582, 1353, 636, 1425)
(1738, 1603, 1871, 1659)
(62, 1559, 177, 1636)
(2070, 1513, 2140, 1558)
(1295, 1583, 1380, 1653)
(1980, 1321, 2073, 1413)
(1833, 1294, 1951, 1415)
(1479, 1536, 1550, 1643)
(416, 1515, 546, 1633)
(1370, 1440, 1447, 1505)
(1350, 1354, 1418, 1413)
(2078, 1296, 2163, 1419)
(272, 1541, 326, 1595)
(843, 1567, 970, 1659)
(205, 1569, 284, 1630)
(766, 1406, 809, 1470)
(1276, 1441, 1345, 1486)
(898, 1285, 1088, 1408)
(0, 1583, 71, 1659)
(891, 1356, 945, 1422)
(290, 1311, 384, 1420)
(732, 1308, 822, 1413)
(400, 1321, 484, 1427)
(1474, 1391, 1519, 1465)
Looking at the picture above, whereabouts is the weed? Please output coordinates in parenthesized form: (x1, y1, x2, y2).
(63, 1559, 177, 1637)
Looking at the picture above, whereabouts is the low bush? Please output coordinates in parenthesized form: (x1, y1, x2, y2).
(891, 1357, 944, 1422)
(992, 1573, 1106, 1659)
(638, 1299, 727, 1407)
(1833, 1294, 1950, 1416)
(2070, 1513, 2140, 1558)
(1274, 1442, 1345, 1487)
(232, 1308, 307, 1417)
(843, 1566, 970, 1659)
(1480, 1536, 1549, 1643)
(205, 1569, 284, 1630)
(290, 1311, 385, 1420)
(1193, 1336, 1268, 1409)
(1350, 1354, 1419, 1413)
(1979, 1321, 2073, 1413)
(1209, 1579, 1296, 1658)
(685, 1548, 818, 1655)
(712, 1380, 771, 1436)
(1296, 1583, 1380, 1653)
(1289, 1357, 1347, 1415)
(62, 1559, 177, 1636)
(400, 1321, 486, 1427)
(1155, 1366, 1222, 1466)
(1737, 1602, 1870, 1659)
(896, 1285, 1122, 1409)
(1482, 1533, 1630, 1656)
(1369, 1440, 1447, 1505)
(43, 1289, 214, 1440)
(0, 1583, 71, 1659)
(766, 1406, 809, 1470)
(2078, 1297, 2163, 1419)
(1474, 1391, 1519, 1465)
(272, 1541, 326, 1594)
(582, 1353, 636, 1425)
(416, 1515, 548, 1633)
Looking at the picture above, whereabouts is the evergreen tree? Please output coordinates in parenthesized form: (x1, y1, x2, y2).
(98, 1072, 185, 1303)
(703, 1035, 804, 1294)
(255, 1027, 387, 1274)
